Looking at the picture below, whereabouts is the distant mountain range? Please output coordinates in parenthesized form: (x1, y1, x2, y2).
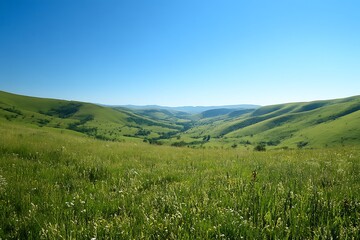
(116, 104, 260, 114)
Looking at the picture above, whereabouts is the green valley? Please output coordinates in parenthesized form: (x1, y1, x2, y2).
(3, 1, 359, 238)
(1, 91, 360, 239)
(1, 91, 359, 149)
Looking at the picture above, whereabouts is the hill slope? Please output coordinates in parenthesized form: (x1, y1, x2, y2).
(177, 96, 360, 149)
(119, 104, 260, 114)
(1, 90, 359, 149)
(0, 91, 189, 142)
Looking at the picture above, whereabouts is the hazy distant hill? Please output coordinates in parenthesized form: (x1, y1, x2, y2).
(1, 90, 359, 149)
(119, 104, 260, 114)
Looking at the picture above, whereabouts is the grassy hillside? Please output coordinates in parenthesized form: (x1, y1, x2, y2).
(1, 118, 359, 239)
(125, 108, 192, 126)
(175, 96, 360, 149)
(1, 91, 360, 238)
(1, 91, 359, 149)
(0, 91, 188, 143)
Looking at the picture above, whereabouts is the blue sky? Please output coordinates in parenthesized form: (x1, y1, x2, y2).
(1, 0, 359, 106)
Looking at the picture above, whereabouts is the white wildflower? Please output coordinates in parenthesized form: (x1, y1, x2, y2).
(0, 175, 7, 191)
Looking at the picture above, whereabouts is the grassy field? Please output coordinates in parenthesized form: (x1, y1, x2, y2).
(1, 121, 359, 239)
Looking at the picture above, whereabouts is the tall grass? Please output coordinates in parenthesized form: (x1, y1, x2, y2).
(0, 123, 359, 239)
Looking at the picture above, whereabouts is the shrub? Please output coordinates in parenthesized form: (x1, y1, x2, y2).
(254, 143, 266, 151)
(297, 141, 308, 149)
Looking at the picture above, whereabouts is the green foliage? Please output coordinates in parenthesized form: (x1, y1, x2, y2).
(67, 122, 97, 136)
(171, 141, 188, 147)
(37, 118, 50, 127)
(203, 135, 211, 142)
(159, 131, 178, 139)
(266, 140, 280, 146)
(147, 138, 163, 145)
(77, 114, 94, 124)
(0, 106, 23, 115)
(297, 141, 309, 149)
(254, 143, 266, 151)
(42, 102, 82, 118)
(135, 128, 151, 136)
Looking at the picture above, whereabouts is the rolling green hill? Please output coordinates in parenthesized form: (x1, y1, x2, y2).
(0, 91, 189, 143)
(1, 110, 359, 239)
(177, 96, 360, 149)
(1, 90, 359, 149)
(1, 92, 359, 239)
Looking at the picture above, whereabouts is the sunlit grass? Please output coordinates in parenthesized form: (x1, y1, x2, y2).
(0, 122, 359, 239)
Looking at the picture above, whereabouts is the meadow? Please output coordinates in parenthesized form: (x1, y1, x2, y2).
(0, 121, 359, 239)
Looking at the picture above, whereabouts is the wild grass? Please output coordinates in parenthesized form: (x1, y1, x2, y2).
(0, 122, 359, 239)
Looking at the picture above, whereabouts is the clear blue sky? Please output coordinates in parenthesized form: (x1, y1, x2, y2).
(1, 0, 359, 106)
